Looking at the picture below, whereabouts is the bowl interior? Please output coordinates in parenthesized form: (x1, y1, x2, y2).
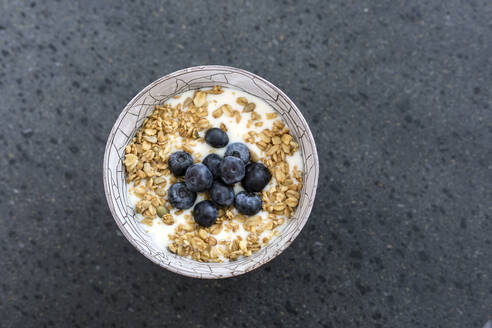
(103, 66, 319, 278)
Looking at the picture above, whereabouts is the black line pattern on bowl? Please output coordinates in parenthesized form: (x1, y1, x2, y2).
(103, 66, 319, 278)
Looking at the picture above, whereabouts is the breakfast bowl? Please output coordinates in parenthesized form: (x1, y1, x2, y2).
(103, 65, 319, 278)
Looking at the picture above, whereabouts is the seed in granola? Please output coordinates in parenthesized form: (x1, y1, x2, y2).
(156, 206, 169, 218)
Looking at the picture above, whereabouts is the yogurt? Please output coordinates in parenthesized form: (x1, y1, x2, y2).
(126, 87, 303, 261)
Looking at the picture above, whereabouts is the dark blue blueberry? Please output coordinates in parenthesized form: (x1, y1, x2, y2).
(168, 151, 193, 176)
(234, 191, 262, 216)
(205, 128, 229, 148)
(241, 162, 272, 192)
(193, 200, 218, 227)
(168, 182, 197, 209)
(185, 163, 213, 192)
(210, 180, 235, 207)
(202, 153, 222, 179)
(224, 142, 250, 164)
(220, 156, 245, 185)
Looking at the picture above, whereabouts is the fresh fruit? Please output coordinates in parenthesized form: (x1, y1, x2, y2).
(168, 151, 194, 176)
(202, 153, 222, 179)
(168, 182, 197, 209)
(224, 142, 250, 164)
(205, 128, 229, 148)
(185, 163, 213, 192)
(234, 191, 262, 216)
(210, 180, 235, 207)
(241, 162, 272, 192)
(193, 200, 218, 227)
(220, 156, 245, 185)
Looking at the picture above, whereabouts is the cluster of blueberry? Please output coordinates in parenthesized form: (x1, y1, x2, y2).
(167, 128, 272, 227)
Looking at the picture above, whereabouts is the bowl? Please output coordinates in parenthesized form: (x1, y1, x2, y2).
(103, 65, 319, 278)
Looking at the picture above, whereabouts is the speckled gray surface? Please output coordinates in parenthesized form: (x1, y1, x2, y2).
(0, 0, 491, 327)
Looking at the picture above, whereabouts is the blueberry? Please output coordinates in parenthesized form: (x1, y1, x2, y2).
(193, 200, 218, 227)
(234, 191, 262, 216)
(202, 153, 222, 179)
(220, 156, 245, 185)
(185, 163, 213, 192)
(210, 180, 235, 207)
(168, 182, 197, 209)
(225, 142, 250, 164)
(205, 128, 229, 148)
(241, 162, 272, 192)
(168, 151, 193, 176)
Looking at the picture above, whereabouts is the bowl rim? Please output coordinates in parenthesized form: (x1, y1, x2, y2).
(103, 65, 319, 278)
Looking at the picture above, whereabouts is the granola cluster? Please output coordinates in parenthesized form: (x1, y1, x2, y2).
(123, 86, 303, 262)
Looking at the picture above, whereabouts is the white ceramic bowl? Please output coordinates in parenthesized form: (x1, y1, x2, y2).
(103, 66, 319, 278)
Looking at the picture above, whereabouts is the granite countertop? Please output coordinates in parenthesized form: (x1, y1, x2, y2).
(1, 1, 491, 327)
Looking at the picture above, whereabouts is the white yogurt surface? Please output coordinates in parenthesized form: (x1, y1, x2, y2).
(127, 87, 303, 260)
